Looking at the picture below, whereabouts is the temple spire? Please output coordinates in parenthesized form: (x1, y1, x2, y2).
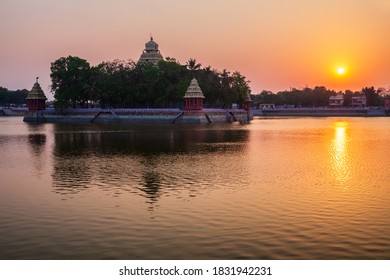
(138, 35, 164, 65)
(183, 78, 205, 111)
(26, 78, 47, 111)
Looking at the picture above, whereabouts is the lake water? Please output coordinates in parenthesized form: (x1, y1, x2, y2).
(0, 116, 389, 259)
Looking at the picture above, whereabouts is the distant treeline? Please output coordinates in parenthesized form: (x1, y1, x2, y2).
(0, 87, 28, 107)
(251, 86, 387, 108)
(50, 56, 250, 109)
(2, 56, 387, 109)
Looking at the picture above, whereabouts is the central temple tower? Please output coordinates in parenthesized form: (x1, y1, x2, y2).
(138, 36, 164, 65)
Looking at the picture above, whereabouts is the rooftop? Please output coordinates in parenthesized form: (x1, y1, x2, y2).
(139, 36, 164, 65)
(183, 78, 205, 99)
(26, 78, 47, 100)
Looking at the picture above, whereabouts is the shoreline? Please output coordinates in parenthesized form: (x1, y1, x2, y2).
(3, 107, 390, 121)
(22, 108, 253, 124)
(253, 108, 389, 117)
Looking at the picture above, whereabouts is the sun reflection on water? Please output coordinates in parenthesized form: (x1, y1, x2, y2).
(331, 121, 351, 185)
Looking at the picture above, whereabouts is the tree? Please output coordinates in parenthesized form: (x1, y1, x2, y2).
(0, 87, 8, 106)
(344, 90, 354, 107)
(362, 86, 383, 106)
(135, 63, 161, 105)
(0, 87, 28, 107)
(312, 86, 332, 107)
(377, 87, 390, 98)
(50, 56, 91, 109)
(186, 58, 202, 71)
(251, 90, 281, 106)
(97, 59, 136, 107)
(49, 55, 252, 109)
(231, 71, 250, 107)
(157, 60, 189, 106)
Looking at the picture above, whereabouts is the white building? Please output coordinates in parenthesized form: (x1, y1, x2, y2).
(351, 95, 366, 107)
(329, 94, 344, 107)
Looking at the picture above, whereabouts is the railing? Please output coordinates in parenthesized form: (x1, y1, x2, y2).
(260, 107, 369, 111)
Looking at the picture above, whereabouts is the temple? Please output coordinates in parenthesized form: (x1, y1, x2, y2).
(243, 90, 252, 111)
(138, 36, 164, 65)
(183, 78, 205, 110)
(26, 78, 47, 111)
(23, 37, 255, 123)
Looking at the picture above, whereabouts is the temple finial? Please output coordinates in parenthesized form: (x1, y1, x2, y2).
(36, 77, 39, 83)
(150, 33, 153, 41)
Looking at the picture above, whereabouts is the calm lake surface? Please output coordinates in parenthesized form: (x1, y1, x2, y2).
(0, 116, 389, 259)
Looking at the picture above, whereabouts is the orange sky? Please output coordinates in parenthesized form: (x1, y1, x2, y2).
(0, 0, 389, 99)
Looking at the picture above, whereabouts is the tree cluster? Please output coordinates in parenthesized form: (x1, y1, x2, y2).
(50, 56, 250, 109)
(251, 86, 387, 107)
(0, 87, 28, 107)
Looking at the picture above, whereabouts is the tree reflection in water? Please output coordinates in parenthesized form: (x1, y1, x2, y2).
(51, 124, 248, 207)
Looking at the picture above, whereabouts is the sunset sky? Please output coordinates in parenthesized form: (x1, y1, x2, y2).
(1, 0, 389, 99)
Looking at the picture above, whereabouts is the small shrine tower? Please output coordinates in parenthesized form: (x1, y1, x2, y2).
(243, 90, 252, 111)
(138, 36, 164, 65)
(243, 90, 253, 121)
(26, 78, 47, 111)
(183, 78, 205, 111)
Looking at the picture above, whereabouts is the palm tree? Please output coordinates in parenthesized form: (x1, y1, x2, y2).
(186, 58, 201, 71)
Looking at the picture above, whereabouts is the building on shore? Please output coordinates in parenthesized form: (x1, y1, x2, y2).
(329, 94, 344, 107)
(384, 97, 390, 109)
(243, 90, 252, 111)
(243, 90, 253, 121)
(138, 36, 164, 65)
(26, 78, 47, 111)
(351, 95, 367, 108)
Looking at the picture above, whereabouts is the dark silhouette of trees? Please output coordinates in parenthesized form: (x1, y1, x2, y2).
(186, 58, 202, 71)
(0, 86, 28, 106)
(50, 56, 251, 109)
(362, 86, 383, 106)
(252, 86, 386, 108)
(254, 87, 336, 108)
(48, 56, 386, 110)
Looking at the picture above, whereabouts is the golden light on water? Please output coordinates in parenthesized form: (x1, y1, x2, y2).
(331, 121, 351, 185)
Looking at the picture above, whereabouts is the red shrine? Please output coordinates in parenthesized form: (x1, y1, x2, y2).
(243, 90, 252, 111)
(183, 78, 205, 111)
(26, 78, 47, 111)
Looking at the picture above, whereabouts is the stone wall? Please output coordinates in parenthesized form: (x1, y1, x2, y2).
(23, 109, 252, 124)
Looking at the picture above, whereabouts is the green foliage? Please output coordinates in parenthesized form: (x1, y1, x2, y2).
(231, 71, 250, 105)
(186, 58, 201, 71)
(96, 59, 137, 107)
(50, 56, 91, 109)
(49, 56, 251, 109)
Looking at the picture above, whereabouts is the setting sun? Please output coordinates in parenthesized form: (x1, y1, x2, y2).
(337, 67, 345, 75)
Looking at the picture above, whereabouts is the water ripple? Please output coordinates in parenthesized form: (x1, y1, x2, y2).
(1, 118, 390, 259)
